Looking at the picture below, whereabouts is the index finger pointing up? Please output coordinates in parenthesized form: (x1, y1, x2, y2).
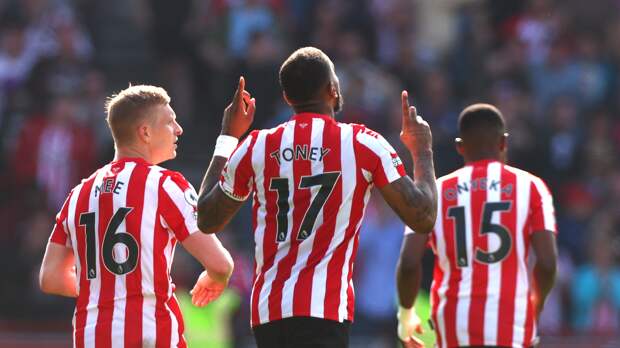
(233, 76, 245, 104)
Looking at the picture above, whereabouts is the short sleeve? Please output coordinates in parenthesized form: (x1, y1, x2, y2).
(355, 127, 406, 188)
(49, 192, 73, 247)
(529, 177, 557, 234)
(159, 172, 200, 241)
(219, 131, 257, 201)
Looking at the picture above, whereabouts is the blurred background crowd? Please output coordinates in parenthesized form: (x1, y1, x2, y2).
(1, 0, 620, 346)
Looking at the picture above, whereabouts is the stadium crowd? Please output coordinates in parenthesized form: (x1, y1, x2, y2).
(1, 0, 619, 345)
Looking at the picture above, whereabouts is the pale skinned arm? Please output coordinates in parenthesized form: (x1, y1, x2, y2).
(39, 243, 78, 297)
(181, 232, 234, 307)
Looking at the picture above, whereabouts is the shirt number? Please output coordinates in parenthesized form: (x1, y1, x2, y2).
(79, 207, 139, 279)
(269, 172, 340, 242)
(447, 201, 512, 267)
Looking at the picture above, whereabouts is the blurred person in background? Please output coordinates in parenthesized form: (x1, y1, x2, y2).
(38, 84, 244, 347)
(352, 195, 405, 348)
(397, 104, 558, 348)
(195, 47, 437, 348)
(571, 223, 620, 334)
(11, 95, 96, 209)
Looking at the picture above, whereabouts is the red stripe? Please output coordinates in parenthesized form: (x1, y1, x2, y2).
(467, 163, 489, 346)
(430, 232, 444, 348)
(73, 175, 97, 348)
(322, 126, 368, 321)
(497, 167, 518, 346)
(155, 175, 172, 347)
(440, 176, 460, 348)
(50, 192, 73, 245)
(346, 231, 361, 321)
(159, 181, 191, 241)
(528, 181, 545, 233)
(233, 132, 258, 198)
(124, 163, 149, 347)
(250, 127, 284, 326)
(267, 120, 313, 321)
(292, 121, 342, 317)
(95, 164, 122, 347)
(168, 295, 187, 347)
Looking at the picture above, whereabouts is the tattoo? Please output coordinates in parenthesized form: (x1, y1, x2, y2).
(196, 156, 242, 233)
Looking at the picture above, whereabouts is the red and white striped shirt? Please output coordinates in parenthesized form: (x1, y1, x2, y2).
(220, 113, 406, 326)
(49, 157, 200, 348)
(406, 160, 556, 348)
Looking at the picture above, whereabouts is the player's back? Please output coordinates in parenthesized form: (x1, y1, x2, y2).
(52, 157, 194, 347)
(220, 112, 405, 326)
(426, 159, 555, 348)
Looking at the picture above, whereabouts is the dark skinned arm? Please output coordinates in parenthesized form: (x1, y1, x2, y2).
(397, 233, 429, 308)
(380, 91, 437, 235)
(530, 230, 558, 317)
(196, 76, 255, 234)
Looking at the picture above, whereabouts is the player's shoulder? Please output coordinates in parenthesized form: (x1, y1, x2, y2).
(159, 168, 191, 188)
(437, 166, 468, 185)
(503, 164, 546, 185)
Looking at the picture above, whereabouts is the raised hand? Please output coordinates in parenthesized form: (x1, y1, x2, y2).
(400, 90, 432, 156)
(221, 76, 256, 139)
(189, 271, 227, 307)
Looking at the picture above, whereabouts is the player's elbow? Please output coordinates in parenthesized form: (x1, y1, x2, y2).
(39, 268, 57, 295)
(196, 209, 224, 234)
(536, 254, 557, 277)
(208, 252, 234, 282)
(404, 211, 436, 235)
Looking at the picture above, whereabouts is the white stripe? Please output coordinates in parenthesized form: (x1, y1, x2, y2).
(355, 131, 402, 184)
(281, 118, 325, 317)
(167, 286, 179, 346)
(309, 123, 354, 318)
(483, 162, 502, 345)
(141, 166, 163, 344)
(338, 184, 370, 321)
(258, 121, 296, 323)
(220, 134, 254, 201)
(83, 165, 110, 348)
(67, 182, 84, 346)
(531, 176, 556, 231)
(336, 124, 360, 321)
(432, 178, 449, 348)
(250, 129, 268, 324)
(110, 162, 135, 348)
(455, 165, 473, 346)
(506, 167, 531, 346)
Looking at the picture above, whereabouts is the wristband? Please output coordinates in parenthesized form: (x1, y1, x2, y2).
(213, 135, 239, 158)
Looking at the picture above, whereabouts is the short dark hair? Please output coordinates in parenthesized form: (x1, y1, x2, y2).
(279, 47, 333, 104)
(458, 103, 505, 136)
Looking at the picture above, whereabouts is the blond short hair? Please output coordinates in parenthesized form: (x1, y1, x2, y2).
(105, 85, 170, 146)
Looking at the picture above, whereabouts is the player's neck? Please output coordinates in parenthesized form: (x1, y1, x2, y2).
(114, 145, 153, 164)
(292, 103, 334, 118)
(463, 153, 503, 164)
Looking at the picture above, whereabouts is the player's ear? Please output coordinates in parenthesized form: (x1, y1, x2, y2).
(455, 137, 464, 156)
(499, 132, 508, 152)
(282, 91, 293, 106)
(136, 122, 151, 144)
(328, 82, 338, 99)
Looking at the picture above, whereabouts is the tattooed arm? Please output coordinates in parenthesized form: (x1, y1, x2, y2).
(379, 91, 437, 234)
(196, 77, 255, 234)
